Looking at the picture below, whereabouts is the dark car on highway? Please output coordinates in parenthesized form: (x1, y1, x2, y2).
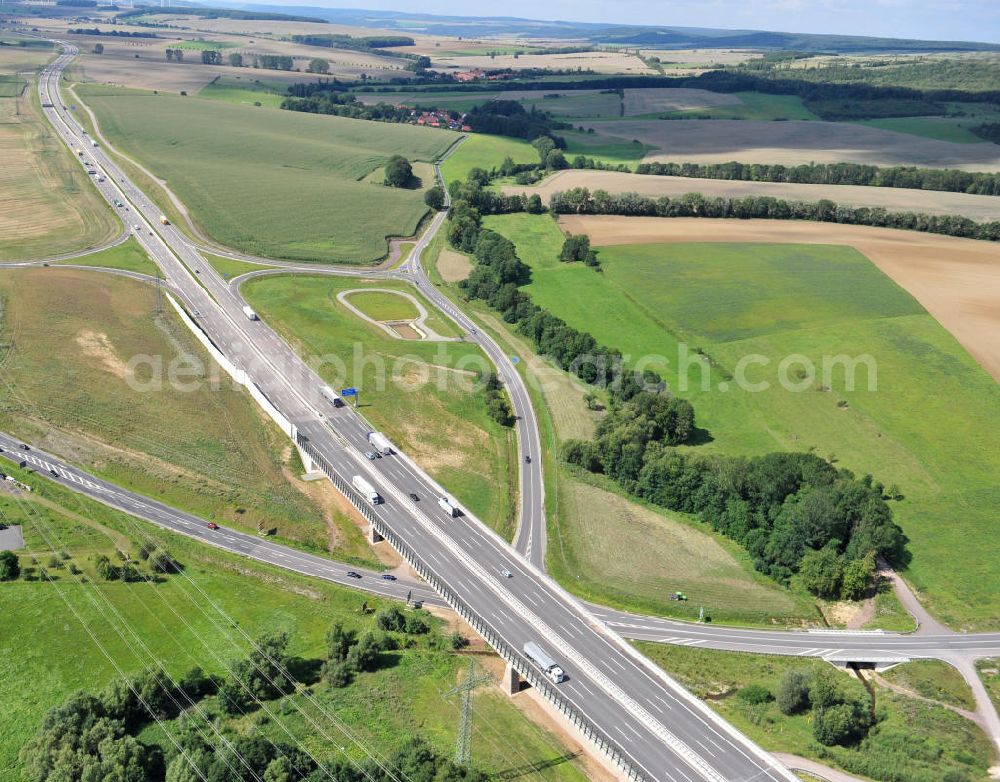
(408, 493, 419, 502)
(207, 522, 219, 530)
(346, 571, 361, 579)
(381, 574, 397, 581)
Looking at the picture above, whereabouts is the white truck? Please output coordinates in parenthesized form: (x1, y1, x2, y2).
(242, 305, 258, 321)
(352, 475, 381, 506)
(523, 642, 566, 684)
(320, 385, 344, 408)
(367, 431, 393, 456)
(90, 139, 98, 147)
(438, 496, 459, 518)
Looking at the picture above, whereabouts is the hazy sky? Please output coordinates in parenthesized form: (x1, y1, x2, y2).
(282, 1, 1000, 44)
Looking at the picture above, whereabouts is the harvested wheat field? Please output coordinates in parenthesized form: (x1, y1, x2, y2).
(639, 48, 762, 66)
(559, 215, 1000, 381)
(623, 88, 743, 116)
(73, 46, 397, 92)
(591, 119, 1000, 171)
(436, 248, 473, 282)
(505, 170, 1000, 221)
(434, 50, 655, 75)
(0, 93, 118, 260)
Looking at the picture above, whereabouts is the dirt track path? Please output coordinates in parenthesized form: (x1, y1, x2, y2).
(559, 216, 1000, 383)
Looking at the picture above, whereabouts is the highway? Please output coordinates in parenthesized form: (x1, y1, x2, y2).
(7, 428, 1000, 668)
(33, 40, 799, 782)
(0, 432, 442, 608)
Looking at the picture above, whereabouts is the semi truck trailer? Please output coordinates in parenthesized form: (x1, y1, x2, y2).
(242, 305, 258, 321)
(523, 642, 566, 684)
(319, 386, 344, 408)
(367, 431, 393, 456)
(352, 475, 381, 506)
(438, 496, 459, 518)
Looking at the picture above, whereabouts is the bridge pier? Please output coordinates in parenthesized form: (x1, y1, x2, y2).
(503, 663, 522, 696)
(295, 442, 316, 474)
(369, 525, 384, 544)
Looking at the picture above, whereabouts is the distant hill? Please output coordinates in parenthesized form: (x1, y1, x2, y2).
(198, 2, 1000, 54)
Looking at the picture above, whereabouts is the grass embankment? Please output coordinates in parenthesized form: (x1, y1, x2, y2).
(637, 644, 992, 782)
(882, 660, 976, 710)
(424, 227, 810, 625)
(242, 275, 517, 538)
(57, 237, 158, 275)
(976, 660, 1000, 716)
(201, 252, 277, 279)
(0, 268, 374, 564)
(484, 213, 1000, 630)
(0, 44, 119, 260)
(0, 469, 588, 782)
(76, 84, 455, 263)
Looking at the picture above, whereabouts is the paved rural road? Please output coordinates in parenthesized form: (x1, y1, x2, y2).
(35, 40, 798, 782)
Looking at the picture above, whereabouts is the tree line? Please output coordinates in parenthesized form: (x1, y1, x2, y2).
(68, 27, 159, 38)
(281, 91, 417, 123)
(635, 160, 1000, 196)
(464, 100, 562, 140)
(339, 68, 1000, 108)
(291, 33, 415, 50)
(20, 609, 481, 782)
(546, 187, 1000, 242)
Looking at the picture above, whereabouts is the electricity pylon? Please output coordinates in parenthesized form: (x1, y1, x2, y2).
(445, 658, 493, 766)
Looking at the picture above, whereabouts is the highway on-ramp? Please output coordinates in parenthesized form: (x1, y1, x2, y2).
(31, 39, 798, 782)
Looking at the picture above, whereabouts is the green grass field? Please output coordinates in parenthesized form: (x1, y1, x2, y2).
(440, 133, 538, 185)
(0, 471, 586, 782)
(198, 77, 286, 108)
(862, 582, 916, 632)
(855, 116, 989, 143)
(560, 128, 650, 163)
(346, 289, 420, 321)
(0, 268, 375, 563)
(882, 660, 976, 710)
(171, 38, 238, 51)
(484, 214, 1000, 630)
(976, 659, 1000, 716)
(58, 238, 158, 275)
(77, 84, 455, 263)
(637, 644, 992, 782)
(553, 471, 816, 624)
(660, 91, 819, 121)
(0, 74, 25, 97)
(242, 275, 516, 537)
